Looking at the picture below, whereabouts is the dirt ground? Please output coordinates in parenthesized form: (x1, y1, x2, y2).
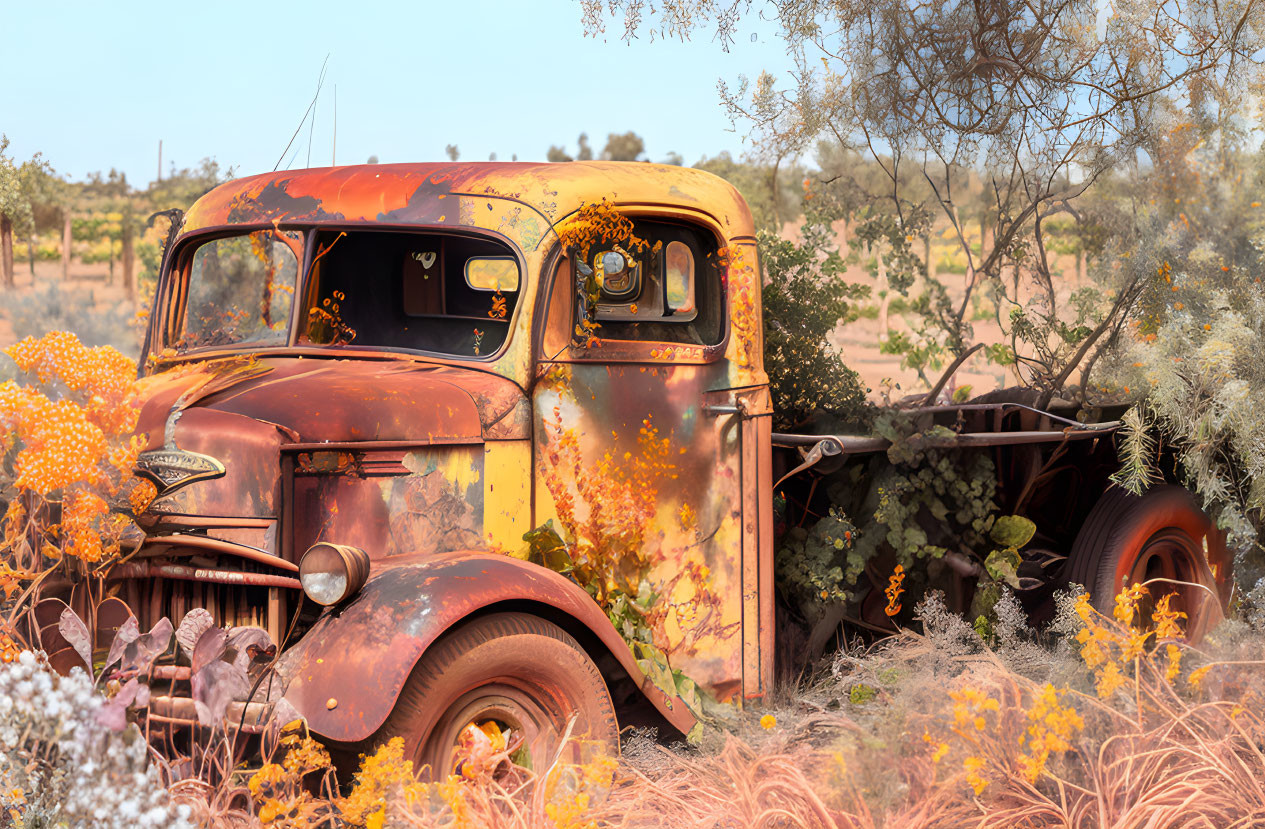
(0, 259, 137, 346)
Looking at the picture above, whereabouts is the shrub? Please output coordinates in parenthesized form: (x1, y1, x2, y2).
(1105, 143, 1265, 580)
(760, 215, 873, 431)
(0, 651, 192, 828)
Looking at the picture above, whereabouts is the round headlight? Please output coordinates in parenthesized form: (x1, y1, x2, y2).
(299, 543, 370, 606)
(600, 250, 626, 274)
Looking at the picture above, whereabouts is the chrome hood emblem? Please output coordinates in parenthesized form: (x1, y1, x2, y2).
(134, 449, 226, 496)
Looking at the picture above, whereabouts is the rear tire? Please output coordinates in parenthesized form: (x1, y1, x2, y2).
(371, 612, 619, 780)
(1066, 485, 1229, 639)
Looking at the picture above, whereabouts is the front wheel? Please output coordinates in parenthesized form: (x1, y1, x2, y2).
(1066, 485, 1230, 640)
(372, 612, 619, 780)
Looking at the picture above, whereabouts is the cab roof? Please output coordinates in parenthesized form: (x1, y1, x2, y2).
(180, 161, 757, 245)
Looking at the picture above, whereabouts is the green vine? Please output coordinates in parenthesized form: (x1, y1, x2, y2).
(776, 412, 1031, 623)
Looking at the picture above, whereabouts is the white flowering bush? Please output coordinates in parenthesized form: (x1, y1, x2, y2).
(0, 650, 192, 828)
(1102, 142, 1265, 582)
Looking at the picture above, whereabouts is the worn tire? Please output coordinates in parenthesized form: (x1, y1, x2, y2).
(1066, 485, 1229, 639)
(372, 612, 619, 780)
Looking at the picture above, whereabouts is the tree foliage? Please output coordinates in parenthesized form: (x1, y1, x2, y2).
(695, 150, 804, 232)
(584, 0, 1265, 404)
(0, 137, 50, 236)
(601, 131, 645, 161)
(759, 214, 871, 430)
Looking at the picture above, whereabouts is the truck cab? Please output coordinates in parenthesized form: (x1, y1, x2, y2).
(128, 162, 772, 772)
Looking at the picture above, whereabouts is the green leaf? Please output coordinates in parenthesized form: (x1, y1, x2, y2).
(984, 547, 1022, 588)
(989, 515, 1036, 549)
(520, 521, 574, 572)
(632, 641, 677, 698)
(973, 614, 994, 641)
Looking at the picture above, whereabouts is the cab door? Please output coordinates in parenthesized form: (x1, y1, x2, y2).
(531, 217, 770, 706)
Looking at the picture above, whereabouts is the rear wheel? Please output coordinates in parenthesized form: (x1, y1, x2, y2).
(1066, 485, 1230, 639)
(372, 612, 619, 780)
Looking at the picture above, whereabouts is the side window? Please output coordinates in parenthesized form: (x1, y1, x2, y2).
(573, 220, 725, 347)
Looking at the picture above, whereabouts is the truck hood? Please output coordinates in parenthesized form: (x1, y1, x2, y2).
(136, 356, 530, 451)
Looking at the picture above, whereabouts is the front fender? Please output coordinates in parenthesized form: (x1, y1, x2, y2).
(277, 551, 695, 743)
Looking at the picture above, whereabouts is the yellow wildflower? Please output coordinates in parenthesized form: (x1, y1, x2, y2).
(884, 564, 905, 617)
(1018, 684, 1083, 782)
(1113, 583, 1146, 625)
(964, 756, 989, 795)
(338, 737, 426, 825)
(760, 714, 777, 730)
(950, 687, 1000, 732)
(923, 731, 949, 763)
(247, 763, 287, 799)
(1153, 593, 1186, 640)
(1165, 644, 1183, 683)
(1095, 660, 1128, 698)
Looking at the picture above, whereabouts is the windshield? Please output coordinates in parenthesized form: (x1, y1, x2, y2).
(174, 230, 300, 352)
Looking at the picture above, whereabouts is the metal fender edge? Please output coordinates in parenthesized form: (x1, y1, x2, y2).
(276, 550, 696, 743)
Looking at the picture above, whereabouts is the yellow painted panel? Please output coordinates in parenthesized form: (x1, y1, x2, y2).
(484, 441, 532, 550)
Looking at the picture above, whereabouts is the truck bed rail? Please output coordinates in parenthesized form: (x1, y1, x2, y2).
(771, 418, 1121, 489)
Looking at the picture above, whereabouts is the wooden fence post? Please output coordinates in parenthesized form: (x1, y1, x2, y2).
(1, 214, 13, 288)
(121, 223, 135, 300)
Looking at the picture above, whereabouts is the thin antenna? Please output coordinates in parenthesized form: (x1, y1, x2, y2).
(273, 54, 329, 172)
(306, 78, 318, 168)
(157, 140, 163, 182)
(332, 85, 337, 167)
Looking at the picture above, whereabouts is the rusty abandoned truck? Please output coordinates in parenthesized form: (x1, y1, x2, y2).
(60, 162, 1229, 776)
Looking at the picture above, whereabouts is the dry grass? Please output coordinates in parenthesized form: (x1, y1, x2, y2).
(162, 588, 1265, 828)
(9, 582, 1265, 828)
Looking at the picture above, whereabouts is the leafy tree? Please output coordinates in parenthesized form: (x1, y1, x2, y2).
(585, 0, 1264, 403)
(602, 131, 645, 161)
(548, 132, 600, 163)
(693, 151, 803, 233)
(0, 137, 51, 288)
(145, 158, 227, 214)
(445, 144, 459, 162)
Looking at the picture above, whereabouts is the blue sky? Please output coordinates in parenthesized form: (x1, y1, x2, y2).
(0, 1, 795, 186)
